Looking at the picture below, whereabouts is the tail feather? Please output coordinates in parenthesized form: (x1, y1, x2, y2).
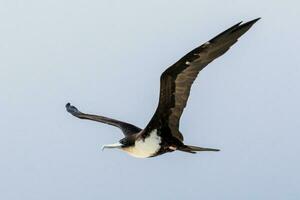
(187, 145, 220, 152)
(179, 145, 220, 153)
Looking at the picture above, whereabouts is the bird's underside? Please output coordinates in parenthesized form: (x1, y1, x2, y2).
(66, 18, 260, 158)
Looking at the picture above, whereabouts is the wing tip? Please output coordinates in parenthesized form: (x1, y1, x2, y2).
(250, 17, 261, 23)
(66, 102, 71, 108)
(65, 102, 81, 115)
(241, 17, 261, 27)
(209, 17, 260, 43)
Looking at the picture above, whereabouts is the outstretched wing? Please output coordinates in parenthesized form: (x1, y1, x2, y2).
(148, 18, 260, 141)
(66, 103, 141, 136)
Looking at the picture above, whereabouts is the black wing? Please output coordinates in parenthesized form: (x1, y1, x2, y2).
(66, 103, 141, 136)
(147, 18, 260, 141)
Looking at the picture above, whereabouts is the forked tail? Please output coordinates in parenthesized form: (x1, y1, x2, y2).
(179, 145, 220, 154)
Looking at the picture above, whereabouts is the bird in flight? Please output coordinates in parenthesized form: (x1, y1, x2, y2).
(66, 18, 260, 158)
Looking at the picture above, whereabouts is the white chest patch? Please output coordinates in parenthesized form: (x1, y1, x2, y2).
(123, 129, 161, 158)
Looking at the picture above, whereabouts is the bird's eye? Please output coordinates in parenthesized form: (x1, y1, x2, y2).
(119, 139, 126, 145)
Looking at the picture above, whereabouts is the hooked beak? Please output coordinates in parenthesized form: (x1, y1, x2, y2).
(101, 143, 123, 151)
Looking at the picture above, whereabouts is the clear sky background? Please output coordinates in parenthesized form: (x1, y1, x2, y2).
(1, 0, 299, 199)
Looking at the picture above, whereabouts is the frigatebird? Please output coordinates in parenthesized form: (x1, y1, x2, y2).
(66, 18, 260, 158)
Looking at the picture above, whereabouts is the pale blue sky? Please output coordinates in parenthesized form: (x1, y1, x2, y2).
(1, 0, 299, 199)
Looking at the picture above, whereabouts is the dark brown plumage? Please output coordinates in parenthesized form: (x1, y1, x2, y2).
(66, 18, 260, 158)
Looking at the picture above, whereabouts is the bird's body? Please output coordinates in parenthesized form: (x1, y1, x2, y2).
(66, 18, 260, 158)
(122, 129, 162, 158)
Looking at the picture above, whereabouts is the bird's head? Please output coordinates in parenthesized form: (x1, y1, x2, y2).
(101, 137, 135, 151)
